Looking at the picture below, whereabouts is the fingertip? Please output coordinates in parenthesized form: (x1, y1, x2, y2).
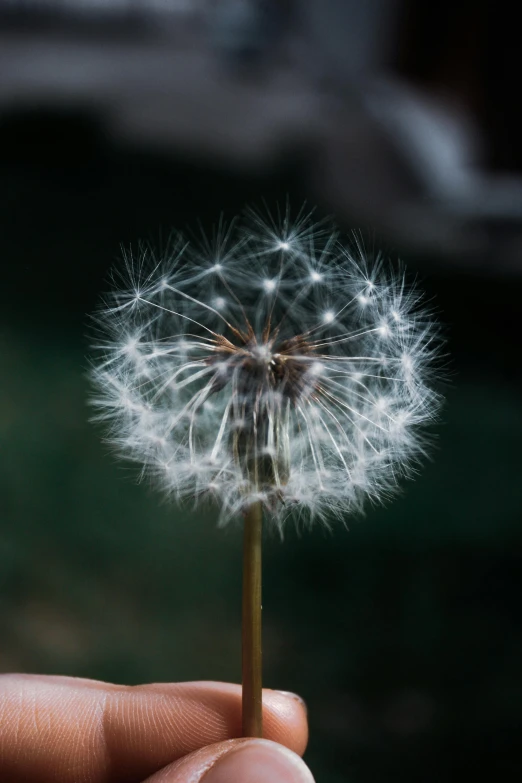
(142, 739, 315, 783)
(135, 682, 309, 756)
(262, 689, 309, 756)
(203, 740, 315, 783)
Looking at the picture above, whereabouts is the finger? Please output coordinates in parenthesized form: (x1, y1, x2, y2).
(142, 739, 315, 783)
(0, 674, 308, 783)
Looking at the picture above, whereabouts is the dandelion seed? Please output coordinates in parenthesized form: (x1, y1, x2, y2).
(263, 278, 277, 292)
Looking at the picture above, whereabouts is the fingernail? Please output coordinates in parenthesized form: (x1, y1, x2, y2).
(274, 690, 308, 714)
(203, 739, 315, 783)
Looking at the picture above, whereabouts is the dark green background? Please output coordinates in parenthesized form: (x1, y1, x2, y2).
(1, 112, 521, 782)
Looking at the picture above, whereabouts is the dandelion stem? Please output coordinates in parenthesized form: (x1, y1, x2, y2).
(242, 500, 263, 737)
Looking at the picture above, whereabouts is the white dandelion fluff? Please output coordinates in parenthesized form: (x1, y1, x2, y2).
(90, 206, 442, 528)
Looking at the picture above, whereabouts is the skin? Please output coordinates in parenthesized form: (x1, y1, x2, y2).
(0, 675, 312, 783)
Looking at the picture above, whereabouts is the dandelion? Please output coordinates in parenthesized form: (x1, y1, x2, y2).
(90, 205, 442, 737)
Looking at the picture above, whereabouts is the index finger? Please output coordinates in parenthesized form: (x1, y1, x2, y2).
(0, 674, 308, 783)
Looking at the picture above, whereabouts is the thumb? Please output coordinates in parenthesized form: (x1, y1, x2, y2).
(142, 738, 315, 782)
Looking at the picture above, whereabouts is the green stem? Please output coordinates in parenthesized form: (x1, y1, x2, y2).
(242, 500, 263, 737)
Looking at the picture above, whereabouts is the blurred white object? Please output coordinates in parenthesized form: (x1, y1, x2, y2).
(1, 0, 522, 270)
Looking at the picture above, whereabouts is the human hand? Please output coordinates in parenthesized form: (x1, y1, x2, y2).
(0, 674, 313, 782)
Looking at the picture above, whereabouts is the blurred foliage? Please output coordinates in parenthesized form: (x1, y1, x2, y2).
(1, 118, 522, 781)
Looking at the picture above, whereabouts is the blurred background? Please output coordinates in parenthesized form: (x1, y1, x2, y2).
(1, 2, 522, 781)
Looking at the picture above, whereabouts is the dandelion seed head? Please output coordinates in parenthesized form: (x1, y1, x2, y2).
(90, 207, 442, 528)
